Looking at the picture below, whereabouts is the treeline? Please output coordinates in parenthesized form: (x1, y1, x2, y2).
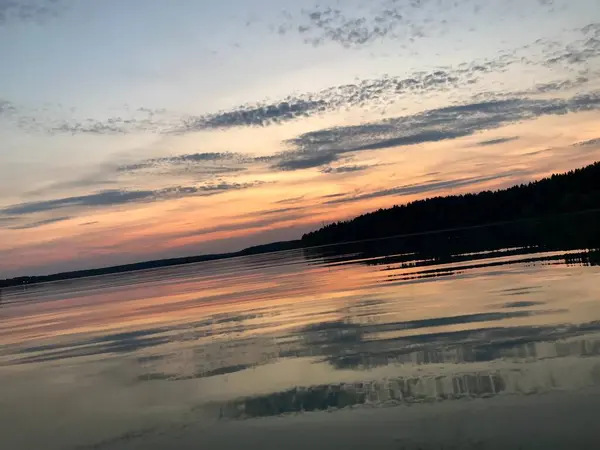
(302, 210, 600, 273)
(0, 240, 301, 289)
(302, 162, 600, 246)
(3, 162, 599, 288)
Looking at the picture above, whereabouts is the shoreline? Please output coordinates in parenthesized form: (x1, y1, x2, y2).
(3, 208, 600, 289)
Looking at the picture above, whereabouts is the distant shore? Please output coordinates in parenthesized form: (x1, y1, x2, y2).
(2, 161, 599, 289)
(0, 240, 303, 289)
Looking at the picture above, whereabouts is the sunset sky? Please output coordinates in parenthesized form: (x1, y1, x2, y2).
(1, 0, 600, 278)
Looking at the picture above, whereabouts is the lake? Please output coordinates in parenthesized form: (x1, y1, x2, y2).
(1, 214, 600, 450)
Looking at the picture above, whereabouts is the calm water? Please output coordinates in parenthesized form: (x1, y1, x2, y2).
(1, 216, 600, 449)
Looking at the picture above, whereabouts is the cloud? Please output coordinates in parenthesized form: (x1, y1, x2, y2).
(6, 22, 597, 136)
(0, 216, 18, 226)
(172, 211, 307, 240)
(574, 137, 600, 147)
(320, 193, 347, 200)
(176, 21, 592, 134)
(0, 0, 69, 26)
(271, 0, 564, 49)
(39, 90, 598, 194)
(278, 5, 407, 48)
(529, 76, 590, 94)
(0, 182, 263, 216)
(503, 301, 545, 308)
(13, 106, 179, 136)
(21, 152, 260, 207)
(171, 62, 521, 132)
(7, 216, 71, 230)
(271, 151, 339, 171)
(543, 23, 600, 69)
(280, 92, 600, 169)
(323, 172, 529, 205)
(10, 57, 541, 136)
(240, 206, 306, 217)
(26, 171, 119, 197)
(477, 136, 520, 146)
(191, 91, 596, 174)
(0, 99, 16, 115)
(47, 113, 176, 135)
(117, 152, 249, 175)
(320, 164, 373, 174)
(274, 196, 305, 205)
(178, 99, 327, 131)
(1, 190, 155, 215)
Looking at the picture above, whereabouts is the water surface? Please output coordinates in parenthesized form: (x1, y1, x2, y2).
(1, 215, 600, 449)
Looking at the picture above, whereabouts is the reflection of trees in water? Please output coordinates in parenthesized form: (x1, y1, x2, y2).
(216, 358, 600, 420)
(201, 318, 600, 420)
(284, 312, 600, 370)
(29, 293, 595, 385)
(302, 211, 600, 273)
(322, 332, 600, 371)
(131, 318, 600, 382)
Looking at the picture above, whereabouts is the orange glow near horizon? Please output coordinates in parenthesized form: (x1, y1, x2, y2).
(1, 111, 599, 278)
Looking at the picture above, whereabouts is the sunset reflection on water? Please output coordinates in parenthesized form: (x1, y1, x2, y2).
(1, 218, 600, 449)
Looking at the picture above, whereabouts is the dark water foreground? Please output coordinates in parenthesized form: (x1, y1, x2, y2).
(1, 213, 600, 449)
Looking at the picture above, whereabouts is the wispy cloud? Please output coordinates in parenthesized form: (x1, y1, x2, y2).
(5, 22, 598, 137)
(11, 61, 560, 137)
(19, 152, 260, 207)
(0, 0, 69, 26)
(527, 76, 591, 95)
(320, 164, 374, 174)
(275, 4, 409, 48)
(168, 22, 600, 136)
(543, 23, 600, 69)
(0, 182, 264, 216)
(278, 93, 600, 170)
(47, 112, 176, 136)
(574, 137, 600, 147)
(107, 91, 600, 180)
(174, 211, 307, 241)
(24, 91, 599, 206)
(323, 172, 528, 205)
(272, 0, 563, 49)
(175, 73, 454, 132)
(271, 151, 339, 171)
(7, 216, 71, 230)
(26, 172, 119, 197)
(240, 206, 306, 218)
(1, 190, 157, 215)
(476, 136, 520, 146)
(178, 99, 327, 131)
(117, 152, 249, 177)
(274, 196, 305, 205)
(12, 106, 179, 136)
(0, 98, 16, 115)
(0, 216, 18, 226)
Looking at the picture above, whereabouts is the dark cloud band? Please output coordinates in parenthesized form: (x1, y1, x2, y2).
(477, 137, 520, 146)
(278, 93, 600, 170)
(0, 182, 263, 216)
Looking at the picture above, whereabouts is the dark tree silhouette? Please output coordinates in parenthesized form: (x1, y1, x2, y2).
(2, 162, 599, 288)
(302, 162, 600, 246)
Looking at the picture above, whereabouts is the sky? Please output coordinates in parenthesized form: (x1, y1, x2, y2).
(1, 0, 600, 278)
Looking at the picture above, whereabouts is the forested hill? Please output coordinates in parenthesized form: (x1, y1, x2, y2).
(301, 162, 600, 246)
